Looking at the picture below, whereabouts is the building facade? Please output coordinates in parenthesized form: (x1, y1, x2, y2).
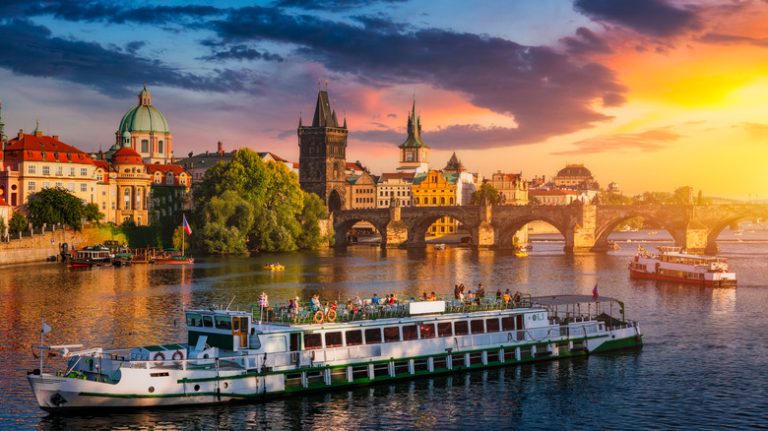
(443, 153, 480, 206)
(298, 89, 348, 212)
(412, 169, 458, 236)
(376, 172, 413, 208)
(346, 171, 377, 210)
(489, 171, 529, 205)
(553, 164, 598, 191)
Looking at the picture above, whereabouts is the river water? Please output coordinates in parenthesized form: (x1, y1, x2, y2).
(1, 230, 768, 430)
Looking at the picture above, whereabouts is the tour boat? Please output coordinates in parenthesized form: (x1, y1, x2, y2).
(433, 243, 446, 250)
(68, 246, 112, 268)
(628, 246, 736, 287)
(28, 294, 642, 411)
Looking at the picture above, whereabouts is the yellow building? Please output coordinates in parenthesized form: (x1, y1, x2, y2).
(412, 169, 458, 236)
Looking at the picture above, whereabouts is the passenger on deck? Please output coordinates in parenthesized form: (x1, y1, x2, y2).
(422, 292, 428, 301)
(389, 293, 397, 305)
(503, 289, 511, 305)
(454, 284, 460, 299)
(513, 291, 521, 306)
(428, 291, 437, 301)
(372, 294, 380, 305)
(496, 289, 502, 301)
(467, 290, 476, 304)
(477, 283, 485, 299)
(310, 294, 321, 312)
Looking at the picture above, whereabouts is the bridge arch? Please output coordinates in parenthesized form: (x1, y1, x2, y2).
(405, 210, 476, 246)
(704, 208, 768, 253)
(495, 216, 568, 250)
(333, 217, 388, 247)
(594, 212, 683, 250)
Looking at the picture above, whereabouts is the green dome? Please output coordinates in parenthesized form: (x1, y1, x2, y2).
(117, 86, 170, 134)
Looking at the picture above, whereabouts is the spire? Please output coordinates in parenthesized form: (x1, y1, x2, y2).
(0, 100, 5, 145)
(138, 85, 152, 106)
(444, 152, 465, 173)
(34, 118, 42, 136)
(311, 88, 338, 127)
(399, 96, 427, 149)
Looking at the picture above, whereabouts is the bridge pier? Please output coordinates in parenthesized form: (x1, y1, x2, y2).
(564, 203, 596, 253)
(680, 221, 710, 254)
(473, 204, 494, 248)
(384, 206, 408, 248)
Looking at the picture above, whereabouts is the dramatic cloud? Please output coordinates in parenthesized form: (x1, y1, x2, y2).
(699, 33, 768, 47)
(200, 44, 284, 62)
(552, 127, 681, 155)
(24, 1, 223, 25)
(274, 0, 407, 10)
(560, 27, 612, 55)
(574, 0, 700, 37)
(0, 19, 259, 97)
(209, 7, 626, 148)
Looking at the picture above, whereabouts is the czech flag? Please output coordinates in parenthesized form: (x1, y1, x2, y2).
(592, 284, 599, 299)
(183, 214, 192, 236)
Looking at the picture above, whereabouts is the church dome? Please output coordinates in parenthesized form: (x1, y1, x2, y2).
(113, 147, 144, 165)
(117, 86, 170, 134)
(557, 164, 592, 178)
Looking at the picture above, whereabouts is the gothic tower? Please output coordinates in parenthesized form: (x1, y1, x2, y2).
(397, 98, 429, 172)
(298, 88, 348, 212)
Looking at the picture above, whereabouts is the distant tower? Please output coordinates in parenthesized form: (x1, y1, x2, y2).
(298, 87, 348, 212)
(397, 98, 429, 172)
(0, 100, 5, 146)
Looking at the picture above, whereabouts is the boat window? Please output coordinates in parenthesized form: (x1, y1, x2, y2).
(454, 321, 469, 336)
(304, 333, 322, 350)
(346, 330, 363, 346)
(365, 328, 382, 344)
(325, 332, 343, 348)
(383, 327, 401, 342)
(501, 316, 514, 331)
(437, 322, 453, 337)
(402, 325, 418, 341)
(202, 316, 213, 328)
(470, 320, 485, 334)
(420, 324, 435, 339)
(215, 316, 232, 330)
(185, 312, 202, 327)
(486, 318, 500, 333)
(233, 319, 240, 331)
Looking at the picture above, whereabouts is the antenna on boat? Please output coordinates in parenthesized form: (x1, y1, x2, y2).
(226, 296, 236, 311)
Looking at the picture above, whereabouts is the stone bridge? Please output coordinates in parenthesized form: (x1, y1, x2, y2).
(332, 203, 768, 253)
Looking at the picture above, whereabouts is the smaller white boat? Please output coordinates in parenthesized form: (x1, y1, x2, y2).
(629, 246, 736, 287)
(434, 243, 446, 250)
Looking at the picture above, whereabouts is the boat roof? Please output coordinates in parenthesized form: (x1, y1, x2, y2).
(658, 252, 725, 261)
(531, 295, 622, 306)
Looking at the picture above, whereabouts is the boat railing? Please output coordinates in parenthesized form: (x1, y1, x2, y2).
(252, 294, 534, 325)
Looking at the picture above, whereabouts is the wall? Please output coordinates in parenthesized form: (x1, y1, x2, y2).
(0, 226, 125, 266)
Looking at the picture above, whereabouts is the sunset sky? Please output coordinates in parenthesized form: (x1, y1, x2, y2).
(1, 0, 767, 199)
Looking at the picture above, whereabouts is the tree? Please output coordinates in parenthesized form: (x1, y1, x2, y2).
(83, 203, 104, 224)
(9, 212, 27, 235)
(471, 182, 501, 205)
(193, 149, 324, 254)
(672, 186, 694, 205)
(597, 191, 632, 205)
(27, 187, 86, 230)
(172, 226, 186, 250)
(0, 216, 5, 237)
(296, 192, 328, 250)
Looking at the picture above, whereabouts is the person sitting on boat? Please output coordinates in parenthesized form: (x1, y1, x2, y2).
(389, 293, 397, 305)
(503, 289, 512, 305)
(454, 284, 460, 299)
(458, 290, 465, 302)
(428, 291, 437, 301)
(467, 290, 476, 304)
(422, 292, 428, 301)
(496, 289, 502, 302)
(310, 294, 321, 312)
(477, 283, 485, 299)
(372, 293, 380, 305)
(512, 291, 522, 306)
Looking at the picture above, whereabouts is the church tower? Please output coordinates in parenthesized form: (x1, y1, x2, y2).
(0, 100, 6, 146)
(298, 87, 348, 212)
(397, 98, 429, 172)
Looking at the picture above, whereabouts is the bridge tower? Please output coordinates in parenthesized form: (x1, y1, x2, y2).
(298, 86, 348, 212)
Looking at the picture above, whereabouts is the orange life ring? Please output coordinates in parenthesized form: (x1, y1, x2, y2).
(313, 310, 325, 323)
(153, 352, 166, 362)
(172, 350, 184, 361)
(326, 309, 337, 322)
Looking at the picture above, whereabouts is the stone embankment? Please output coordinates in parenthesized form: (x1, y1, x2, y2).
(0, 227, 117, 266)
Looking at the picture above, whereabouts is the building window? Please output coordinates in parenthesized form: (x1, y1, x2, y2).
(80, 183, 88, 192)
(55, 182, 62, 188)
(28, 181, 36, 192)
(158, 140, 164, 154)
(69, 167, 75, 176)
(43, 182, 50, 189)
(66, 183, 75, 192)
(141, 140, 149, 153)
(123, 188, 131, 210)
(42, 166, 50, 176)
(56, 166, 63, 176)
(80, 168, 87, 176)
(27, 165, 36, 174)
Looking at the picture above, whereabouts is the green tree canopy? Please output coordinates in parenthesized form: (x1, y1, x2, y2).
(471, 182, 501, 205)
(27, 187, 86, 230)
(193, 149, 328, 254)
(9, 212, 27, 235)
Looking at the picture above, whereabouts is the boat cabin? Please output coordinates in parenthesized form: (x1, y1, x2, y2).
(185, 309, 251, 352)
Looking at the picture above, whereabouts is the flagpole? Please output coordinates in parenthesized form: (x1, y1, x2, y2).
(39, 318, 45, 372)
(181, 213, 185, 257)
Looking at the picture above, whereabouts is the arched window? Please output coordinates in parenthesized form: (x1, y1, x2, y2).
(414, 197, 419, 205)
(432, 197, 437, 205)
(440, 197, 445, 205)
(450, 197, 454, 205)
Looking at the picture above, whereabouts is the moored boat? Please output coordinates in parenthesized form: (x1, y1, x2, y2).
(68, 246, 111, 268)
(28, 293, 642, 412)
(154, 248, 194, 265)
(628, 246, 736, 287)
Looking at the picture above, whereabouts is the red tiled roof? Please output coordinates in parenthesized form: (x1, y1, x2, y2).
(529, 189, 579, 196)
(92, 160, 110, 171)
(113, 147, 144, 165)
(381, 172, 414, 181)
(3, 133, 94, 164)
(0, 196, 8, 206)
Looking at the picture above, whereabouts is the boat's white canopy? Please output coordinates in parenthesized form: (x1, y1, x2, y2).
(531, 295, 622, 306)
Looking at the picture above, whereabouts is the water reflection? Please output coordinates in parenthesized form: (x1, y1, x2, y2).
(1, 242, 768, 429)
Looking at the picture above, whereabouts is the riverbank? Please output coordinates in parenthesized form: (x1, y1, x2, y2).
(0, 225, 126, 266)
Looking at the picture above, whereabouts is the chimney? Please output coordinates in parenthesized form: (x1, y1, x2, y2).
(52, 135, 59, 141)
(18, 129, 23, 139)
(217, 141, 223, 155)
